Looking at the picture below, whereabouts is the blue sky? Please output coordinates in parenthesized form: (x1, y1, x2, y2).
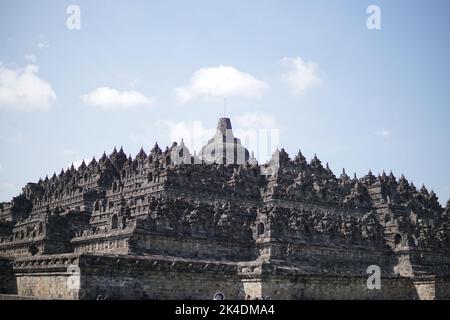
(0, 0, 449, 204)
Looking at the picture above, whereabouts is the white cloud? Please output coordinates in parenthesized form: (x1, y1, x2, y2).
(0, 64, 56, 110)
(175, 65, 267, 105)
(281, 56, 321, 95)
(80, 87, 154, 109)
(374, 130, 391, 138)
(37, 41, 50, 49)
(0, 163, 2, 172)
(25, 54, 37, 63)
(235, 112, 277, 129)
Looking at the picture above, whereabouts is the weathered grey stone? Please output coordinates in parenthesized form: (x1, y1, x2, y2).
(0, 118, 449, 299)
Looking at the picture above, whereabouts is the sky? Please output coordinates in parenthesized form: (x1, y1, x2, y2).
(0, 0, 449, 204)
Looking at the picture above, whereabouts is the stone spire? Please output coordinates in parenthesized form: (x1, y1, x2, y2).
(151, 142, 162, 155)
(389, 171, 396, 181)
(249, 151, 258, 165)
(420, 184, 429, 196)
(99, 152, 107, 163)
(340, 168, 350, 182)
(88, 156, 97, 168)
(278, 148, 290, 166)
(216, 117, 233, 138)
(137, 147, 147, 159)
(294, 149, 307, 165)
(310, 153, 322, 168)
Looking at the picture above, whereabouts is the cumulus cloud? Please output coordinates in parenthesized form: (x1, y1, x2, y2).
(80, 87, 153, 109)
(281, 56, 321, 95)
(0, 64, 56, 110)
(25, 54, 37, 63)
(175, 65, 267, 105)
(374, 130, 391, 138)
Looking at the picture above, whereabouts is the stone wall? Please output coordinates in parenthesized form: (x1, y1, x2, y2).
(256, 240, 394, 274)
(258, 275, 419, 300)
(71, 231, 131, 255)
(11, 253, 244, 300)
(411, 275, 450, 300)
(9, 253, 449, 300)
(130, 231, 255, 261)
(16, 274, 79, 299)
(13, 253, 80, 299)
(435, 276, 450, 299)
(80, 271, 243, 300)
(78, 254, 244, 299)
(238, 261, 420, 300)
(0, 256, 16, 294)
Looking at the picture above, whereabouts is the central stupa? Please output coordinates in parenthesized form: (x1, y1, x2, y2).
(198, 117, 250, 164)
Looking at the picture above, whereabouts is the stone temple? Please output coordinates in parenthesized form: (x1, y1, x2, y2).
(0, 117, 449, 300)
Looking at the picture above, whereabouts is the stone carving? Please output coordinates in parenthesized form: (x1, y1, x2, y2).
(0, 117, 449, 299)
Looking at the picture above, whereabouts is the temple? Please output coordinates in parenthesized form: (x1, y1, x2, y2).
(0, 117, 449, 300)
